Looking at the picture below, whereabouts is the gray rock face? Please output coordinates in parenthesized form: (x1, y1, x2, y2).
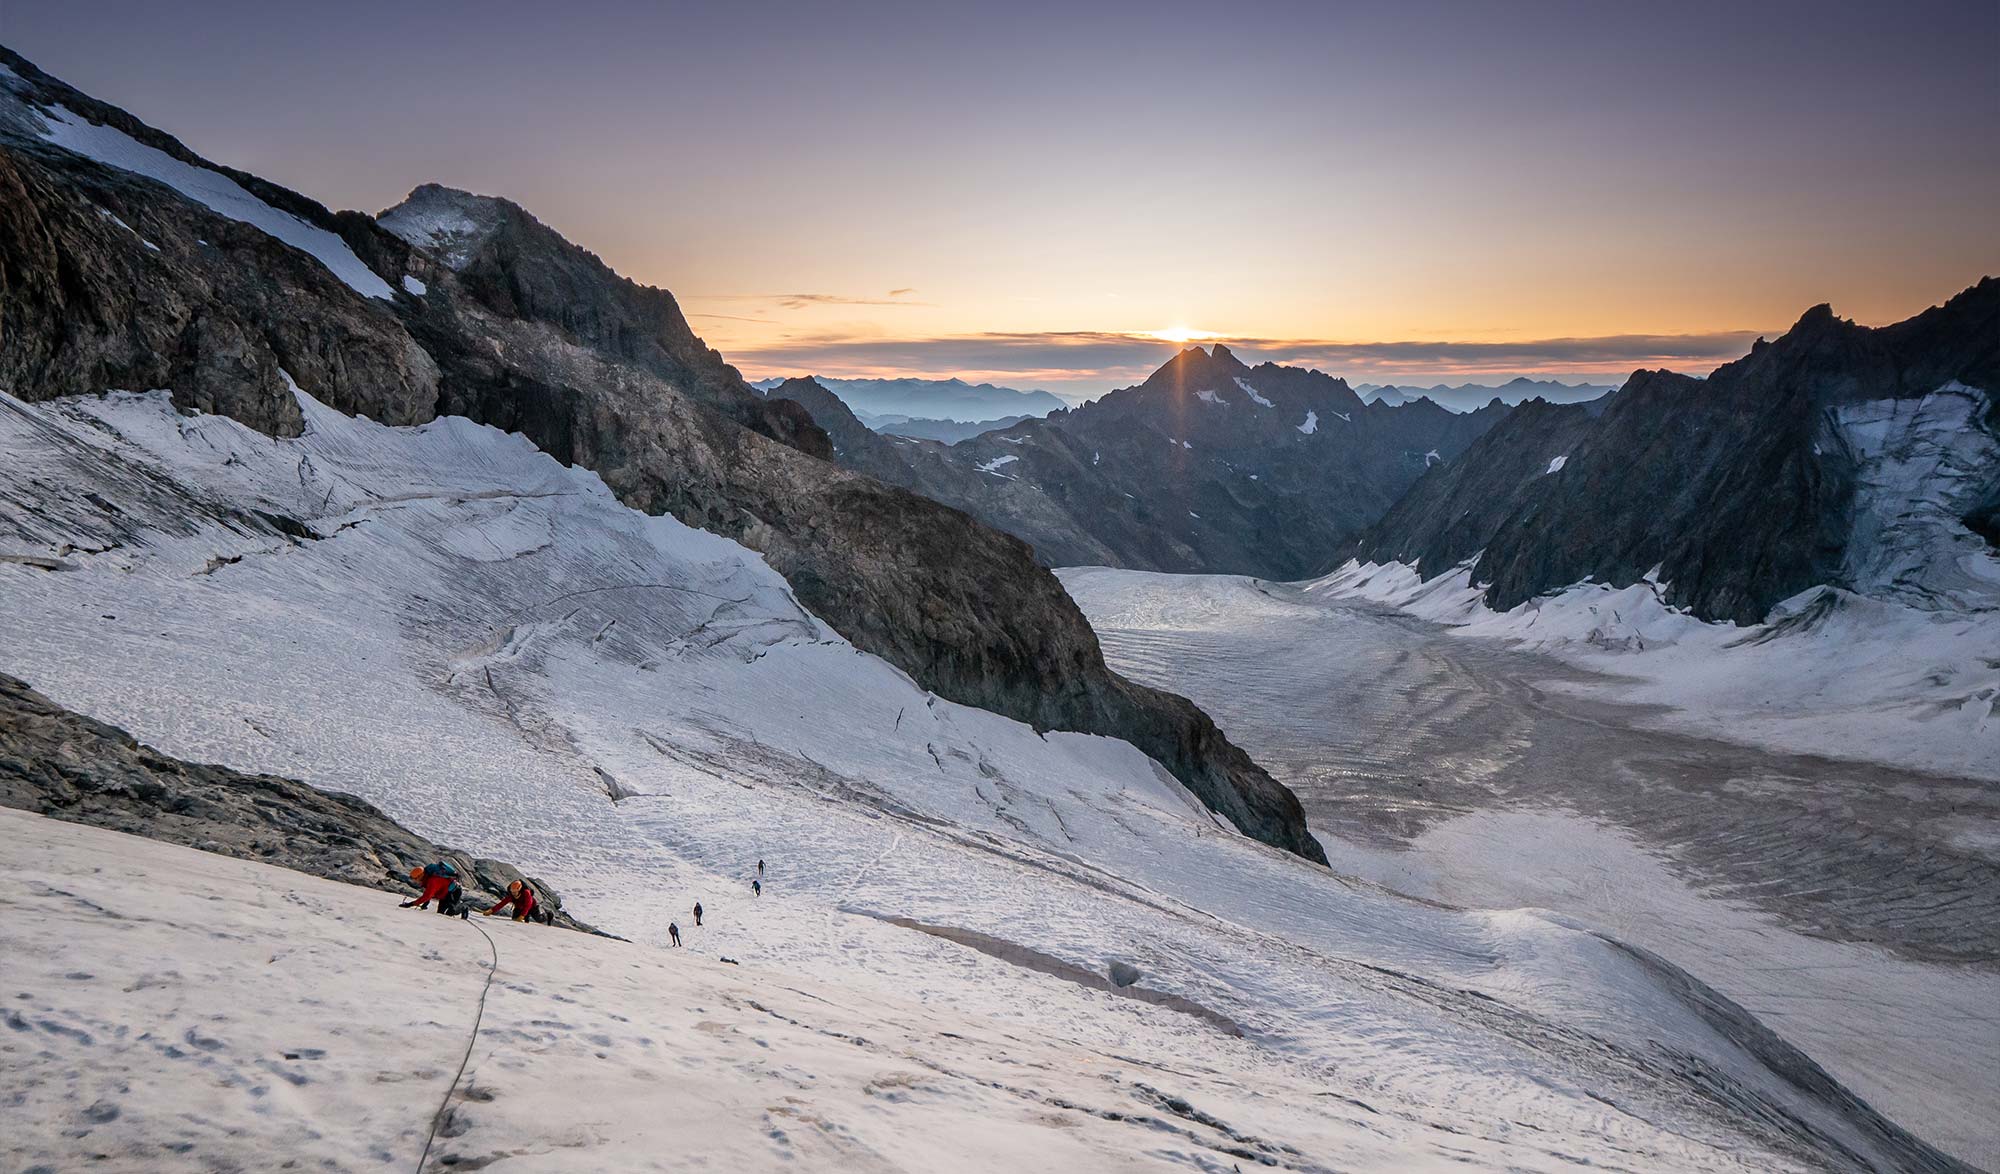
(0, 45, 1324, 864)
(0, 673, 596, 932)
(381, 183, 830, 458)
(1354, 281, 2000, 623)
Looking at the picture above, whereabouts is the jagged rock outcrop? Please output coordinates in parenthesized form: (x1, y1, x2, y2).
(1354, 280, 2000, 622)
(0, 673, 597, 932)
(0, 46, 1324, 863)
(380, 182, 828, 457)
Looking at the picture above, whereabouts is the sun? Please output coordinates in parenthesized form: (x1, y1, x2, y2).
(1146, 326, 1222, 344)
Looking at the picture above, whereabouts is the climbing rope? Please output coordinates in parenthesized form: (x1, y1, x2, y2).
(415, 916, 499, 1174)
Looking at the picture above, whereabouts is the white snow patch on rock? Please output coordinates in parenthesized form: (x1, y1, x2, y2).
(1296, 411, 1318, 435)
(401, 274, 427, 296)
(976, 453, 1019, 475)
(1545, 455, 1568, 475)
(35, 106, 393, 299)
(1233, 377, 1274, 407)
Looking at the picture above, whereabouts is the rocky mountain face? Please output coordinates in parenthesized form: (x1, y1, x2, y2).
(0, 673, 597, 931)
(783, 345, 1509, 580)
(1353, 280, 2000, 623)
(0, 46, 1323, 863)
(1356, 397, 1607, 578)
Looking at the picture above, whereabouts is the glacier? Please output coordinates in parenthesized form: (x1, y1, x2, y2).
(0, 387, 1970, 1171)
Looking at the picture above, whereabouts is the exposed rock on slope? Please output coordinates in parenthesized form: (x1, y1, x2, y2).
(0, 673, 594, 930)
(0, 46, 1324, 863)
(1355, 280, 2000, 623)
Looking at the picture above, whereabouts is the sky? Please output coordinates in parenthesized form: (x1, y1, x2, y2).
(6, 0, 1996, 399)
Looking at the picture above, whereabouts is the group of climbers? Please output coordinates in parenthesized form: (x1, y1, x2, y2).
(666, 859, 767, 948)
(399, 860, 547, 924)
(403, 857, 767, 938)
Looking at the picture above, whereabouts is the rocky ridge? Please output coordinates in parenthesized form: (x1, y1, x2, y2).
(1353, 281, 2000, 622)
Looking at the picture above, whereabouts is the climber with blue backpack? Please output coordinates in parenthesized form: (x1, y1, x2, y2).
(401, 861, 461, 912)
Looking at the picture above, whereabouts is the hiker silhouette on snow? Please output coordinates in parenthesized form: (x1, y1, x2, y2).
(668, 922, 682, 947)
(693, 902, 703, 927)
(752, 878, 761, 897)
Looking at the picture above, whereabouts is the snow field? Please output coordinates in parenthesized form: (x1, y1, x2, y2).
(1305, 557, 2000, 784)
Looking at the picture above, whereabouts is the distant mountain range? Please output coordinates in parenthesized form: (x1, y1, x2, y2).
(1354, 377, 1616, 413)
(1353, 281, 2000, 623)
(753, 375, 1066, 423)
(864, 413, 1032, 443)
(777, 344, 1508, 576)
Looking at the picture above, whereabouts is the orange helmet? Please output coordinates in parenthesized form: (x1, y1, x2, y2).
(507, 881, 523, 895)
(409, 866, 426, 882)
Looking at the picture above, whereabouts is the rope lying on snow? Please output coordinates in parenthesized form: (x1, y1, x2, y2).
(416, 916, 499, 1174)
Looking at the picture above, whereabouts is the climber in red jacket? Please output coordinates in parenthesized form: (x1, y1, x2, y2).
(484, 880, 538, 922)
(401, 863, 458, 910)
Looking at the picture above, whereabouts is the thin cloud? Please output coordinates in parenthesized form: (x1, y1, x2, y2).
(729, 328, 1770, 394)
(690, 291, 932, 309)
(887, 287, 916, 297)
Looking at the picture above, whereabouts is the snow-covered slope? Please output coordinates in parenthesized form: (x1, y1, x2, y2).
(0, 388, 1965, 1171)
(4, 809, 1371, 1172)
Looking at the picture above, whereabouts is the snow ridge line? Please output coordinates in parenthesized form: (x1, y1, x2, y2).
(417, 917, 499, 1174)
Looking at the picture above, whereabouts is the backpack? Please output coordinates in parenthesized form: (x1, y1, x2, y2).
(429, 860, 459, 879)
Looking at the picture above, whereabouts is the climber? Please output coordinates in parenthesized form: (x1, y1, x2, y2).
(752, 878, 761, 897)
(484, 880, 539, 922)
(400, 861, 459, 910)
(437, 878, 472, 919)
(668, 922, 682, 947)
(756, 858, 765, 877)
(693, 901, 703, 927)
